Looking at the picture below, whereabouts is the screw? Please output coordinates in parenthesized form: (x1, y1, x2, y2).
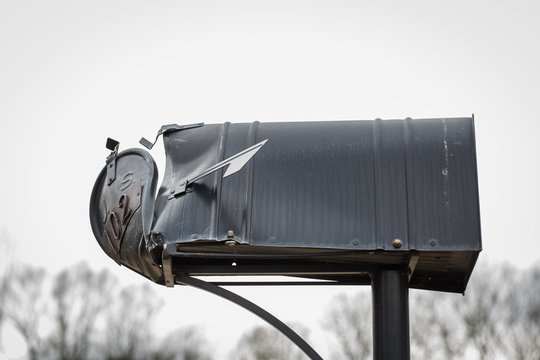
(393, 239, 402, 248)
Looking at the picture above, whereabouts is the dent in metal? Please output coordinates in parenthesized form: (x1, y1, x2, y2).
(169, 139, 268, 199)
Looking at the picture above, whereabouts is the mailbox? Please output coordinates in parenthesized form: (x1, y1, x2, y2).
(90, 118, 481, 293)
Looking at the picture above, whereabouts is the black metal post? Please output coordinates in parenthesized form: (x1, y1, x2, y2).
(371, 268, 410, 360)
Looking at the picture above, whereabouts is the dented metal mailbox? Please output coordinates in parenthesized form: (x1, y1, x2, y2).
(90, 118, 481, 293)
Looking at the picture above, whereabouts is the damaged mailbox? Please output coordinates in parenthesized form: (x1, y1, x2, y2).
(90, 118, 481, 293)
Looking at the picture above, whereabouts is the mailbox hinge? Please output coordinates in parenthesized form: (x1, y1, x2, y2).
(139, 123, 204, 150)
(105, 138, 119, 185)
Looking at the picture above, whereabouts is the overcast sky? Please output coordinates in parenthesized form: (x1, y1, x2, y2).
(1, 0, 539, 358)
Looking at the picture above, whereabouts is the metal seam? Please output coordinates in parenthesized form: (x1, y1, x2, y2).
(403, 118, 416, 250)
(243, 121, 259, 243)
(373, 119, 384, 249)
(212, 122, 229, 239)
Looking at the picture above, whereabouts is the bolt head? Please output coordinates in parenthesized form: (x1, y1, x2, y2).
(392, 239, 402, 248)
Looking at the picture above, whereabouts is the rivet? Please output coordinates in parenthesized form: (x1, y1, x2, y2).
(225, 241, 236, 247)
(227, 230, 235, 238)
(392, 239, 402, 248)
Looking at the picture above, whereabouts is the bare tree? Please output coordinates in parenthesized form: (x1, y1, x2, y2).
(322, 290, 372, 360)
(410, 290, 466, 359)
(99, 283, 214, 360)
(321, 262, 533, 360)
(155, 326, 214, 360)
(324, 289, 468, 360)
(46, 262, 116, 360)
(0, 228, 14, 346)
(231, 323, 310, 360)
(2, 266, 47, 360)
(100, 283, 160, 360)
(6, 255, 537, 360)
(501, 263, 540, 360)
(0, 274, 5, 345)
(1, 260, 215, 360)
(457, 262, 515, 360)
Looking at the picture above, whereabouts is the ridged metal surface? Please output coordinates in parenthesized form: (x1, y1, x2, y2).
(154, 119, 480, 246)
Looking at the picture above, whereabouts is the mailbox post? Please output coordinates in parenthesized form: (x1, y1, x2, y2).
(90, 118, 481, 359)
(372, 268, 410, 359)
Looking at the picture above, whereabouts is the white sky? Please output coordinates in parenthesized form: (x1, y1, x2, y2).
(1, 0, 540, 358)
